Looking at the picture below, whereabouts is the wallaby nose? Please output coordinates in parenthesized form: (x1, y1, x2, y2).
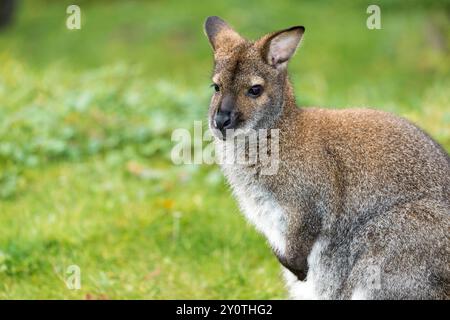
(214, 110, 233, 131)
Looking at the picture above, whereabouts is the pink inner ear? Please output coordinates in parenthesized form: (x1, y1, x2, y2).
(268, 32, 300, 66)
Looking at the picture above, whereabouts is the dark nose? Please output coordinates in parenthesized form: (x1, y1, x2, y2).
(214, 110, 233, 131)
(214, 95, 235, 131)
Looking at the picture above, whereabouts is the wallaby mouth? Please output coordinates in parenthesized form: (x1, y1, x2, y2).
(214, 111, 233, 131)
(212, 110, 242, 140)
(210, 120, 237, 141)
(210, 126, 231, 141)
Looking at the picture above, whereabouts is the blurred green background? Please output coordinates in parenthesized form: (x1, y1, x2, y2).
(0, 0, 448, 299)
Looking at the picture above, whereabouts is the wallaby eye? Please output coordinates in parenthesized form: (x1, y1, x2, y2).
(211, 83, 220, 93)
(248, 85, 263, 98)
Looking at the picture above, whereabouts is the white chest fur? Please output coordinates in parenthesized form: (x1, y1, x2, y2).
(216, 140, 287, 256)
(233, 180, 287, 255)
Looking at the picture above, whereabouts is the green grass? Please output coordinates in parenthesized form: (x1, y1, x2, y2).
(0, 0, 448, 299)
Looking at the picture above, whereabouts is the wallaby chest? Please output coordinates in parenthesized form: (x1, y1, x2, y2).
(217, 140, 288, 256)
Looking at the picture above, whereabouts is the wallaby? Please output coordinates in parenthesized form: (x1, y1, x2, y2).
(203, 16, 449, 300)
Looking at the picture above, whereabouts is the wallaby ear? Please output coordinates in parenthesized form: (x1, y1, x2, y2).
(204, 16, 243, 52)
(260, 26, 305, 68)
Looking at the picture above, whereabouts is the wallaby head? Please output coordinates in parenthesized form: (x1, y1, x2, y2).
(204, 16, 304, 139)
